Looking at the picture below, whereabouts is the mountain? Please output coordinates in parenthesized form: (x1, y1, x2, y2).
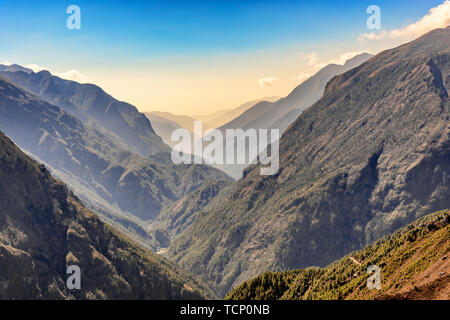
(146, 98, 280, 150)
(202, 53, 372, 179)
(151, 179, 233, 242)
(194, 109, 232, 124)
(145, 113, 185, 148)
(0, 131, 213, 299)
(0, 75, 232, 250)
(149, 111, 213, 135)
(219, 53, 372, 134)
(0, 69, 168, 157)
(0, 64, 33, 74)
(196, 97, 281, 129)
(167, 27, 450, 297)
(226, 210, 449, 300)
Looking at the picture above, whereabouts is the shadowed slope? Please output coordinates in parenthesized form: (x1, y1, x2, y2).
(0, 131, 213, 300)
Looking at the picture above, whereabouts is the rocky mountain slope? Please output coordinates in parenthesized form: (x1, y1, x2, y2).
(151, 179, 233, 243)
(0, 131, 212, 299)
(226, 210, 449, 300)
(0, 75, 231, 249)
(168, 27, 450, 297)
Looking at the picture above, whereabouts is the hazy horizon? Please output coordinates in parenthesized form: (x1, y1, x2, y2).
(1, 0, 449, 115)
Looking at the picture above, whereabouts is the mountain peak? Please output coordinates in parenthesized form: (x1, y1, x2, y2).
(0, 64, 34, 74)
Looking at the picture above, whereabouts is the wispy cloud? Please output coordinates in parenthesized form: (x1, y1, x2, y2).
(1, 60, 91, 84)
(25, 64, 46, 72)
(56, 69, 91, 83)
(296, 73, 312, 84)
(300, 50, 371, 71)
(258, 76, 278, 87)
(358, 0, 450, 43)
(1, 61, 45, 72)
(305, 52, 319, 67)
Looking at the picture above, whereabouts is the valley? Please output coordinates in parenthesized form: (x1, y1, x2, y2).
(0, 14, 449, 301)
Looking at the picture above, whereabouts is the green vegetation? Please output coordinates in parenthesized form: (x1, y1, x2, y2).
(226, 210, 450, 300)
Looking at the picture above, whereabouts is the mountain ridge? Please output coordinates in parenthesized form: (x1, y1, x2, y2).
(0, 74, 232, 250)
(0, 68, 168, 157)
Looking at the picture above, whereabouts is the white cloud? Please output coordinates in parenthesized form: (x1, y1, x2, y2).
(296, 73, 312, 84)
(305, 52, 319, 66)
(1, 60, 92, 84)
(56, 69, 91, 83)
(300, 50, 371, 71)
(25, 64, 46, 73)
(359, 0, 450, 43)
(258, 76, 278, 87)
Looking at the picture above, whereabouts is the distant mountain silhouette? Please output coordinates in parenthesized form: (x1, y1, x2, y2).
(147, 97, 280, 148)
(145, 113, 185, 148)
(197, 97, 281, 129)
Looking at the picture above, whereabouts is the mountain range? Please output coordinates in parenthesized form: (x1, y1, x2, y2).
(0, 70, 231, 250)
(204, 53, 373, 179)
(0, 26, 449, 301)
(167, 27, 450, 297)
(219, 53, 373, 134)
(145, 97, 280, 149)
(0, 69, 168, 156)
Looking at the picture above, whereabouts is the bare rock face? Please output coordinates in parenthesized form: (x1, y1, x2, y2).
(0, 132, 212, 300)
(168, 27, 450, 297)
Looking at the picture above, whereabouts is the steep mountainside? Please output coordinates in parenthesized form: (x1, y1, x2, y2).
(0, 131, 212, 300)
(226, 210, 449, 300)
(168, 27, 450, 297)
(0, 69, 168, 156)
(151, 179, 233, 242)
(0, 76, 231, 249)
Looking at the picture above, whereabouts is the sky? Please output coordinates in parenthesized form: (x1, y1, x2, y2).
(0, 0, 449, 115)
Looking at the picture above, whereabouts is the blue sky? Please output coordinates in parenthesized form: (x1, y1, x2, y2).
(0, 0, 448, 113)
